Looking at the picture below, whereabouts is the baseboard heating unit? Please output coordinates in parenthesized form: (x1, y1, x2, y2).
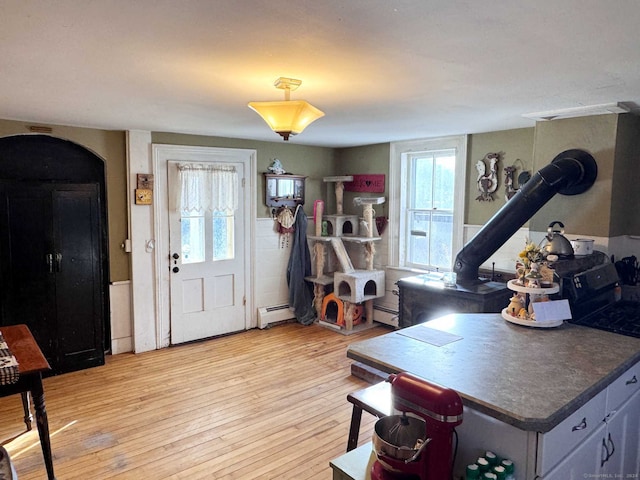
(373, 304, 399, 328)
(257, 304, 296, 329)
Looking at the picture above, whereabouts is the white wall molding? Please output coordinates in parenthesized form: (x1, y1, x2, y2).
(126, 130, 158, 353)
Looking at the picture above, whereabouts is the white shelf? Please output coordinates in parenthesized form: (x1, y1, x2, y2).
(305, 274, 334, 285)
(507, 279, 559, 295)
(501, 309, 564, 328)
(337, 293, 382, 303)
(308, 235, 381, 243)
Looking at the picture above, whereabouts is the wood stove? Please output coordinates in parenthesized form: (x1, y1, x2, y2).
(397, 276, 510, 328)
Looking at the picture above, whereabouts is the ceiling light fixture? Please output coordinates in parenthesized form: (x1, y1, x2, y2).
(522, 102, 630, 121)
(248, 77, 324, 141)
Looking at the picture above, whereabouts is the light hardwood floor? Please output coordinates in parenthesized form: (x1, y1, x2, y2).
(0, 322, 389, 479)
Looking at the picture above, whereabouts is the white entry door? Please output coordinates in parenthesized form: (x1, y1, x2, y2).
(168, 159, 246, 344)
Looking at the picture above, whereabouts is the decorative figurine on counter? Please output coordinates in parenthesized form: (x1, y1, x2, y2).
(515, 263, 527, 286)
(517, 239, 547, 283)
(525, 262, 542, 288)
(476, 152, 500, 201)
(506, 294, 524, 317)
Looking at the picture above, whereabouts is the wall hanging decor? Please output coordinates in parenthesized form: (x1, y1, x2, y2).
(504, 158, 530, 201)
(275, 205, 299, 248)
(475, 152, 500, 201)
(504, 165, 518, 201)
(344, 174, 386, 193)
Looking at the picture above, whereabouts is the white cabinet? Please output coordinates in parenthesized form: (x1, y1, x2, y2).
(601, 389, 640, 475)
(539, 422, 605, 479)
(540, 361, 640, 479)
(536, 387, 607, 475)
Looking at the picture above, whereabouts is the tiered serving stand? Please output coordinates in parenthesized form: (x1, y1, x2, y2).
(501, 279, 562, 328)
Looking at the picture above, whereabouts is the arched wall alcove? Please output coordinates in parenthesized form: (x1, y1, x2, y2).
(0, 134, 110, 373)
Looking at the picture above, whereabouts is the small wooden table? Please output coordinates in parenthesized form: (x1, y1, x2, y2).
(0, 324, 56, 480)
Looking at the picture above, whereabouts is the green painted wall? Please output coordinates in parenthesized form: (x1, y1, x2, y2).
(531, 115, 618, 237)
(466, 128, 535, 225)
(151, 132, 337, 219)
(0, 119, 129, 282)
(611, 114, 640, 236)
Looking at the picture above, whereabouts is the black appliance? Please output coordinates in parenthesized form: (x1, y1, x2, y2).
(554, 253, 640, 338)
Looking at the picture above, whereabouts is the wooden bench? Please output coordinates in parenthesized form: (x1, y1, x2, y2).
(346, 381, 392, 452)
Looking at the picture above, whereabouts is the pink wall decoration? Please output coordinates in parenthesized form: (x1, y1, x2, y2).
(344, 174, 385, 193)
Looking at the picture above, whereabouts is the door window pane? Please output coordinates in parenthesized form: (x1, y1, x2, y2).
(181, 214, 205, 264)
(212, 211, 234, 261)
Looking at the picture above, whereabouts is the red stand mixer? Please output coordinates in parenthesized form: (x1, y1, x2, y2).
(371, 372, 463, 480)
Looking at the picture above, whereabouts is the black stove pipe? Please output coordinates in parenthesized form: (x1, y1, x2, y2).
(453, 150, 597, 285)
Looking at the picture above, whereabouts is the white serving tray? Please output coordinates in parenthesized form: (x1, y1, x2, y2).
(501, 309, 564, 328)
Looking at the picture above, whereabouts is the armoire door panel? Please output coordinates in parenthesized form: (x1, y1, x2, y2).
(53, 186, 104, 370)
(0, 184, 56, 360)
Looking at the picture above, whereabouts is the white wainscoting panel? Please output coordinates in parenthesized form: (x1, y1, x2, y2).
(608, 235, 640, 260)
(110, 280, 132, 354)
(254, 218, 293, 316)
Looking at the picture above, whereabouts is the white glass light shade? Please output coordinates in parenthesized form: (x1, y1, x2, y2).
(248, 100, 324, 140)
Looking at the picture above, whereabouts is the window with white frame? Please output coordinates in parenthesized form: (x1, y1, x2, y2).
(389, 136, 467, 272)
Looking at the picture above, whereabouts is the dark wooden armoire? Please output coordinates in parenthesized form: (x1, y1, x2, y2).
(0, 135, 110, 374)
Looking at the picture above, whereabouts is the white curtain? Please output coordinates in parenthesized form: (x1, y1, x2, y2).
(177, 163, 238, 213)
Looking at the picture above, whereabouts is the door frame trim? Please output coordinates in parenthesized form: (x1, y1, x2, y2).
(152, 144, 256, 348)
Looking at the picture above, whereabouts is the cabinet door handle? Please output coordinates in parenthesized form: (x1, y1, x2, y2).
(571, 417, 587, 431)
(46, 253, 54, 273)
(626, 374, 638, 385)
(607, 432, 615, 459)
(601, 437, 609, 467)
(55, 253, 62, 272)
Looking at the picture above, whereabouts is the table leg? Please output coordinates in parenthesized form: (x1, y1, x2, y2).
(30, 374, 56, 480)
(21, 391, 33, 431)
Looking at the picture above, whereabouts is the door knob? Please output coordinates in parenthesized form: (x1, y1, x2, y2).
(172, 267, 180, 273)
(172, 253, 180, 259)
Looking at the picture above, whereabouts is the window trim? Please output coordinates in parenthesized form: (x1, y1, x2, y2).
(389, 135, 468, 271)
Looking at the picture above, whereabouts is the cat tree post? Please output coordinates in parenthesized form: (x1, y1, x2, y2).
(363, 202, 375, 324)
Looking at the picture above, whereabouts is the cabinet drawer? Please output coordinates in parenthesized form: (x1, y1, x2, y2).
(607, 361, 640, 412)
(536, 387, 607, 476)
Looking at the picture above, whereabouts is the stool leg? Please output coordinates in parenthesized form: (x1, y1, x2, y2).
(347, 405, 363, 452)
(21, 391, 33, 431)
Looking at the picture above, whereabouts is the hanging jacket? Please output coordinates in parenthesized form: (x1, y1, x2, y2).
(286, 207, 316, 325)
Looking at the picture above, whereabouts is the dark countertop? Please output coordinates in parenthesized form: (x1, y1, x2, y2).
(347, 313, 640, 432)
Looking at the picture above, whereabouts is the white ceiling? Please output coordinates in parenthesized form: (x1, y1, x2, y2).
(2, 1, 640, 148)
